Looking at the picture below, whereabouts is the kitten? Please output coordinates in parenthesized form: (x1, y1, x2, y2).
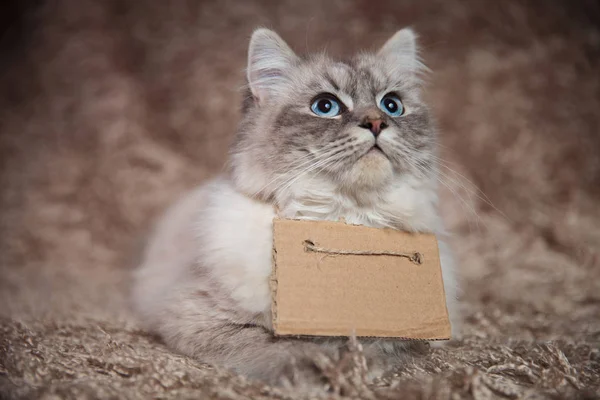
(132, 28, 459, 386)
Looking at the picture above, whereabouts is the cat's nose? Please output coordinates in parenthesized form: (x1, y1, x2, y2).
(359, 117, 388, 137)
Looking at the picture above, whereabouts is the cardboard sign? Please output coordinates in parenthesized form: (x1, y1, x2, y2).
(270, 218, 451, 340)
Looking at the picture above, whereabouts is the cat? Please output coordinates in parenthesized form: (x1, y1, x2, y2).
(131, 27, 459, 386)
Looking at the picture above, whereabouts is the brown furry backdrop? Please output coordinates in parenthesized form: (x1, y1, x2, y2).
(1, 0, 599, 398)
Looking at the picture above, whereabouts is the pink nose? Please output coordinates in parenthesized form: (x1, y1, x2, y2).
(360, 118, 387, 137)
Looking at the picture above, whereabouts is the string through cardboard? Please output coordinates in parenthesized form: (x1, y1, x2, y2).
(303, 240, 423, 265)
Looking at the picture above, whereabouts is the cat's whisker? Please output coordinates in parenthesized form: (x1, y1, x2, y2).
(273, 151, 345, 197)
(248, 147, 332, 198)
(417, 142, 491, 197)
(414, 148, 509, 225)
(406, 156, 480, 223)
(274, 146, 351, 195)
(396, 149, 483, 233)
(424, 154, 511, 223)
(249, 137, 357, 198)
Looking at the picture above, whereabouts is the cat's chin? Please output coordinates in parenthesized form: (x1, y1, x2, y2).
(342, 150, 393, 190)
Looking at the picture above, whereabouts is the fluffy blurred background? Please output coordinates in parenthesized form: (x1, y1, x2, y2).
(1, 0, 599, 398)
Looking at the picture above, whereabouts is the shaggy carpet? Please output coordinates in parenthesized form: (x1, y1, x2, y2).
(1, 0, 599, 398)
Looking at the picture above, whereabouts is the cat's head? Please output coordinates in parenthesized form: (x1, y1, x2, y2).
(230, 28, 436, 203)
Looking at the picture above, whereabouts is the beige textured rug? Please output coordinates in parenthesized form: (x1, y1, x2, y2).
(1, 1, 599, 398)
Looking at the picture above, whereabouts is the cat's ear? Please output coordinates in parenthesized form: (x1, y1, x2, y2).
(247, 28, 298, 104)
(378, 28, 421, 72)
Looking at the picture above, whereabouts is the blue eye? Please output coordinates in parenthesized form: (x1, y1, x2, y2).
(379, 94, 404, 117)
(310, 95, 341, 117)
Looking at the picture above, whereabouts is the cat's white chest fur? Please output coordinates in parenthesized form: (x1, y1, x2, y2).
(275, 174, 441, 232)
(195, 179, 276, 314)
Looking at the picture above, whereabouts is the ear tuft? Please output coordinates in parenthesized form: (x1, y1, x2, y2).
(378, 28, 425, 74)
(247, 29, 297, 104)
(378, 28, 417, 59)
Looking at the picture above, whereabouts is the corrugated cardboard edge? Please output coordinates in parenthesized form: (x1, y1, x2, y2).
(269, 241, 279, 333)
(270, 217, 451, 341)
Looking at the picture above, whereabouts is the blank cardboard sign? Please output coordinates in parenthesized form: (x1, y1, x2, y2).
(271, 218, 451, 340)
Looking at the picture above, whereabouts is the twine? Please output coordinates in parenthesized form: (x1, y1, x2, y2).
(303, 240, 423, 265)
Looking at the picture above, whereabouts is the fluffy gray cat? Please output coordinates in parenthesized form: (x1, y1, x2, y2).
(132, 27, 459, 386)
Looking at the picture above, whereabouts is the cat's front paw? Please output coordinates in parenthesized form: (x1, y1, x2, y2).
(240, 341, 333, 389)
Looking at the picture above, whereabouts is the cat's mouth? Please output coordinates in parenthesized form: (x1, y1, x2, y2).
(365, 144, 388, 158)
